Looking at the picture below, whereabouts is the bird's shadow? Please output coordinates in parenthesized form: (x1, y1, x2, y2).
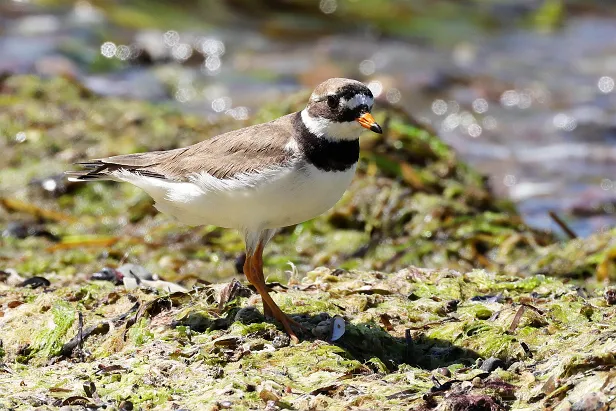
(251, 310, 480, 372)
(174, 304, 480, 372)
(303, 315, 480, 372)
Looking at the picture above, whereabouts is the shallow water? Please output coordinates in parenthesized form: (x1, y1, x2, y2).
(1, 1, 615, 237)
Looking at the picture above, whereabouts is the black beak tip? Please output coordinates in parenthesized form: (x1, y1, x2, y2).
(370, 123, 383, 134)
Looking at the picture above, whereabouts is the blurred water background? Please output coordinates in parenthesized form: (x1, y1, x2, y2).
(1, 0, 616, 237)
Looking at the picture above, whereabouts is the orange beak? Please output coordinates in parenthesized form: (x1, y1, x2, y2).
(356, 112, 382, 134)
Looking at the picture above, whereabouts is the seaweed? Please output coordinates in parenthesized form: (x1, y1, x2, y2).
(1, 75, 615, 409)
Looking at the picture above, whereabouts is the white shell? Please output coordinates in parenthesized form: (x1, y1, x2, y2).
(330, 315, 346, 341)
(122, 277, 188, 293)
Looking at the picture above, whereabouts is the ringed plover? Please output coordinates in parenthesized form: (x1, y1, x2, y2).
(67, 78, 382, 343)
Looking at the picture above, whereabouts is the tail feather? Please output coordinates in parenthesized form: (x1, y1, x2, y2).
(65, 170, 112, 182)
(65, 160, 167, 182)
(65, 160, 111, 182)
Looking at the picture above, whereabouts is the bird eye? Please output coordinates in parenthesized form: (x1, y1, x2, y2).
(327, 95, 339, 108)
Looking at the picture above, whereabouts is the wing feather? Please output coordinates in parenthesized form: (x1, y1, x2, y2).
(67, 113, 298, 182)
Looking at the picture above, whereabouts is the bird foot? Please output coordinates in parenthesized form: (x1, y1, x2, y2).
(267, 307, 307, 344)
(278, 313, 301, 345)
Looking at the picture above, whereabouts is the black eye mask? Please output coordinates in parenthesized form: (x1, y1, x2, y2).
(339, 105, 371, 122)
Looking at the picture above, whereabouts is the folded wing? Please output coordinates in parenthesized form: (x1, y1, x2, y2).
(66, 113, 298, 182)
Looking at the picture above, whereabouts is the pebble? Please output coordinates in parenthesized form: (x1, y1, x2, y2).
(312, 320, 331, 340)
(18, 276, 50, 289)
(604, 288, 616, 305)
(310, 315, 345, 342)
(119, 400, 134, 411)
(272, 334, 290, 349)
(507, 361, 524, 373)
(444, 300, 459, 313)
(264, 400, 279, 411)
(0, 269, 25, 286)
(435, 367, 451, 377)
(571, 392, 607, 411)
(117, 263, 155, 281)
(480, 357, 505, 373)
(234, 307, 265, 325)
(3, 221, 58, 241)
(91, 267, 121, 283)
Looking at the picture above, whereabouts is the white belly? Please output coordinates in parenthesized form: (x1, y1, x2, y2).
(115, 162, 355, 231)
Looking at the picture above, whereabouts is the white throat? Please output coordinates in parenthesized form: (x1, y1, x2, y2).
(301, 109, 363, 141)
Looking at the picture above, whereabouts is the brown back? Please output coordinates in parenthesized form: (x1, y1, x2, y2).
(98, 113, 298, 181)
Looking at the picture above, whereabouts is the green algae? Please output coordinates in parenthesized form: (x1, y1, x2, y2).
(127, 318, 155, 346)
(2, 267, 615, 409)
(1, 74, 616, 409)
(31, 301, 76, 359)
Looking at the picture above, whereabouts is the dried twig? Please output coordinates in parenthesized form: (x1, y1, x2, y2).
(549, 211, 577, 239)
(78, 311, 84, 361)
(508, 306, 526, 333)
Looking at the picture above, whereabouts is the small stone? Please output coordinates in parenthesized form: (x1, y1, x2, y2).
(571, 392, 607, 411)
(117, 263, 155, 281)
(0, 269, 25, 286)
(474, 306, 493, 320)
(91, 267, 122, 284)
(507, 361, 524, 373)
(234, 307, 265, 325)
(480, 357, 505, 373)
(435, 367, 451, 377)
(3, 221, 58, 241)
(307, 315, 345, 341)
(175, 311, 213, 333)
(18, 276, 50, 289)
(407, 292, 420, 301)
(119, 400, 134, 411)
(604, 288, 616, 305)
(258, 382, 281, 403)
(310, 313, 331, 324)
(312, 320, 332, 340)
(263, 400, 279, 411)
(444, 300, 459, 313)
(272, 334, 290, 349)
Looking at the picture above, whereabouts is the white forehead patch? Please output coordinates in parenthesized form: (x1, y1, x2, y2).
(341, 94, 374, 110)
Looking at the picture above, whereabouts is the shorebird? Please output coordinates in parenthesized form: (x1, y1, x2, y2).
(67, 78, 382, 343)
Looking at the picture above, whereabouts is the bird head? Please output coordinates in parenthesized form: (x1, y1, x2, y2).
(301, 78, 382, 141)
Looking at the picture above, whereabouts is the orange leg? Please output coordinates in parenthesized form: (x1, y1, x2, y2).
(250, 241, 300, 344)
(243, 251, 273, 318)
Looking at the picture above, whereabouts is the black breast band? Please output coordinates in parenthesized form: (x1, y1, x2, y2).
(292, 112, 359, 172)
